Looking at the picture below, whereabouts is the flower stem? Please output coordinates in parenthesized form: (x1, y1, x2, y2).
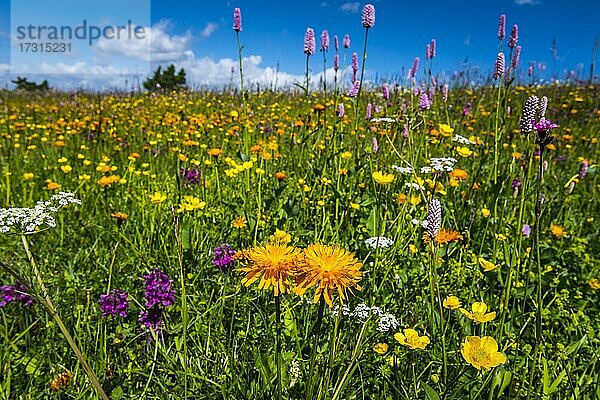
(21, 234, 109, 400)
(275, 294, 283, 400)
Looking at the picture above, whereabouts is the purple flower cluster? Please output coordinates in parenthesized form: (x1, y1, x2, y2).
(139, 307, 163, 330)
(497, 14, 506, 41)
(304, 28, 316, 55)
(0, 282, 33, 307)
(98, 289, 130, 317)
(463, 102, 472, 116)
(347, 80, 360, 97)
(343, 34, 350, 49)
(361, 4, 375, 28)
(508, 24, 519, 49)
(320, 30, 330, 52)
(419, 92, 431, 110)
(213, 244, 237, 271)
(411, 57, 420, 78)
(180, 167, 202, 185)
(143, 269, 175, 308)
(494, 52, 505, 80)
(351, 52, 359, 82)
(233, 8, 242, 32)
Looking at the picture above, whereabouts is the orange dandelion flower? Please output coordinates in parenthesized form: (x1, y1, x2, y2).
(238, 243, 302, 296)
(423, 228, 463, 245)
(294, 244, 363, 307)
(208, 148, 223, 157)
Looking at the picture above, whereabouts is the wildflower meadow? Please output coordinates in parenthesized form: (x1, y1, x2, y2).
(1, 4, 599, 399)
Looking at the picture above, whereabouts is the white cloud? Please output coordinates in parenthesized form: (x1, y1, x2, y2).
(339, 2, 360, 13)
(200, 22, 218, 38)
(1, 22, 356, 91)
(95, 21, 194, 62)
(515, 0, 540, 5)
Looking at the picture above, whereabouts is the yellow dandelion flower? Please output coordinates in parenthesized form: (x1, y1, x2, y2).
(443, 295, 462, 310)
(459, 302, 496, 323)
(479, 258, 499, 272)
(373, 343, 389, 354)
(372, 171, 395, 185)
(461, 336, 506, 370)
(23, 172, 34, 180)
(294, 244, 363, 307)
(233, 215, 248, 229)
(238, 243, 302, 296)
(394, 328, 430, 350)
(110, 212, 128, 221)
(550, 223, 567, 238)
(449, 168, 468, 181)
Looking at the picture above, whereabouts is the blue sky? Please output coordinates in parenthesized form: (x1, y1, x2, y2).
(0, 0, 598, 89)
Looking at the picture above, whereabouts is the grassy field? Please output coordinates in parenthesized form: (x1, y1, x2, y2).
(0, 82, 599, 399)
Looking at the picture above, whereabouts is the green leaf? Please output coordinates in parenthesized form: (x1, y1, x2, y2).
(110, 386, 124, 400)
(422, 382, 440, 400)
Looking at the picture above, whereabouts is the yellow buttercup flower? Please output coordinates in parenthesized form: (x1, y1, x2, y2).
(373, 343, 389, 354)
(443, 295, 461, 310)
(461, 336, 506, 370)
(481, 208, 490, 218)
(460, 302, 496, 323)
(177, 196, 206, 212)
(23, 172, 34, 180)
(293, 244, 363, 307)
(149, 192, 167, 204)
(478, 258, 499, 272)
(439, 123, 454, 136)
(372, 171, 395, 185)
(456, 146, 473, 157)
(269, 229, 291, 245)
(394, 328, 430, 350)
(60, 165, 72, 173)
(588, 278, 600, 290)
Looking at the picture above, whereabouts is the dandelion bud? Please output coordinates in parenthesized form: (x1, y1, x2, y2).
(539, 96, 548, 119)
(426, 199, 442, 240)
(498, 14, 506, 40)
(343, 34, 350, 48)
(321, 29, 330, 52)
(334, 34, 339, 52)
(520, 95, 539, 134)
(304, 28, 316, 55)
(371, 136, 378, 153)
(347, 80, 360, 97)
(411, 57, 420, 78)
(511, 45, 522, 69)
(494, 52, 505, 79)
(508, 24, 518, 49)
(233, 8, 242, 32)
(333, 54, 339, 71)
(430, 39, 437, 59)
(362, 4, 375, 28)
